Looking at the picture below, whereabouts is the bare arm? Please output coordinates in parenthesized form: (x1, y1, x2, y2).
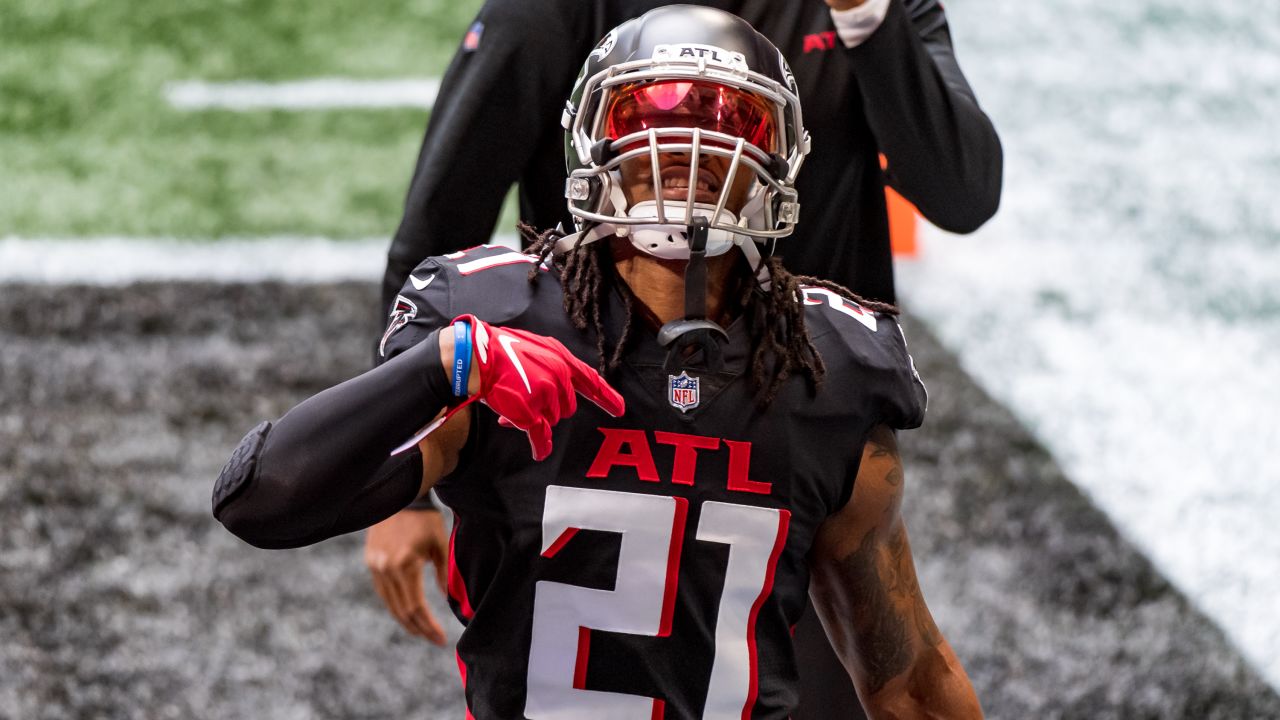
(809, 425, 982, 718)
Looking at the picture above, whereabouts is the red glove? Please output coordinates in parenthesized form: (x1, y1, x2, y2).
(463, 314, 625, 460)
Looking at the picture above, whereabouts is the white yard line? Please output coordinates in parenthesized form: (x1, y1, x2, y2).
(0, 236, 518, 284)
(164, 78, 441, 111)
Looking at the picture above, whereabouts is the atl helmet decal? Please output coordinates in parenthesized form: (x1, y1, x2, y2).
(651, 43, 748, 72)
(379, 295, 419, 358)
(668, 371, 701, 413)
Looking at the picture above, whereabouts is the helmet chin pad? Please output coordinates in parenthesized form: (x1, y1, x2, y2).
(619, 201, 741, 259)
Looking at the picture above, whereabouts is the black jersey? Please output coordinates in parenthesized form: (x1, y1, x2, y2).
(381, 246, 926, 720)
(383, 0, 1002, 316)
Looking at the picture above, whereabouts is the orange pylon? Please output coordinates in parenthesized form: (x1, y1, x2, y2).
(879, 154, 919, 258)
(885, 187, 918, 257)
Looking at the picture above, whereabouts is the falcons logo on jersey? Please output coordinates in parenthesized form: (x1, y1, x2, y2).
(379, 295, 418, 358)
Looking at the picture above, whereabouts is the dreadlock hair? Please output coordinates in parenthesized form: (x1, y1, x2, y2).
(521, 222, 899, 407)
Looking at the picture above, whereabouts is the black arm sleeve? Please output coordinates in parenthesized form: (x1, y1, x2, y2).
(848, 0, 1003, 233)
(380, 0, 584, 320)
(214, 330, 455, 549)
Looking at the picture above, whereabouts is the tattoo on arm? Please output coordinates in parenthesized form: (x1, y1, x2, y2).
(869, 435, 903, 486)
(883, 522, 942, 646)
(837, 433, 943, 693)
(837, 523, 945, 694)
(885, 465, 904, 487)
(891, 524, 943, 649)
(816, 426, 953, 699)
(839, 528, 912, 694)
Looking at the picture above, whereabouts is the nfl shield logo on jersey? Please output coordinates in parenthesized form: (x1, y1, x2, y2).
(668, 371, 700, 413)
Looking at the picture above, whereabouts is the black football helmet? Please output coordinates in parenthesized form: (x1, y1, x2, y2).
(559, 5, 809, 269)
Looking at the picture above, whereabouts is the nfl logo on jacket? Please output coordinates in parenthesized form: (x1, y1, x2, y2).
(668, 371, 700, 413)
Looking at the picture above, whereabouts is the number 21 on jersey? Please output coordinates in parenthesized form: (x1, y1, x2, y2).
(526, 486, 790, 720)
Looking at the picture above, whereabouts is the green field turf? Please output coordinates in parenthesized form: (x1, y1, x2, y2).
(0, 0, 508, 239)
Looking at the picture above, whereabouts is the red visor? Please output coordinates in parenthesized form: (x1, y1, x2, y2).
(603, 79, 778, 153)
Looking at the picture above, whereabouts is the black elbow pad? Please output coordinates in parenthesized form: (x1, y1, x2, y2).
(212, 421, 271, 518)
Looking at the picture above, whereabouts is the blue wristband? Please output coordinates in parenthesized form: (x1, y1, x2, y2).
(451, 320, 472, 397)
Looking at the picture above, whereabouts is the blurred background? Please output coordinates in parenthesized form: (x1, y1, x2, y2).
(2, 0, 1278, 717)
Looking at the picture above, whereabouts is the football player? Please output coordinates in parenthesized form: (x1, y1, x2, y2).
(372, 1, 1002, 710)
(215, 7, 982, 717)
(371, 0, 998, 702)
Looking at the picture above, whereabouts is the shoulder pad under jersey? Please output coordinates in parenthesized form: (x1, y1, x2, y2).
(798, 285, 928, 430)
(378, 245, 549, 363)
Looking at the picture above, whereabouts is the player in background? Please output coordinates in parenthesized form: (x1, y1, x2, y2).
(369, 1, 1002, 713)
(217, 8, 983, 716)
(381, 0, 1000, 312)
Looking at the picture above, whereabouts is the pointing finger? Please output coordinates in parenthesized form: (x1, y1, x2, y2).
(567, 361, 625, 418)
(526, 419, 553, 461)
